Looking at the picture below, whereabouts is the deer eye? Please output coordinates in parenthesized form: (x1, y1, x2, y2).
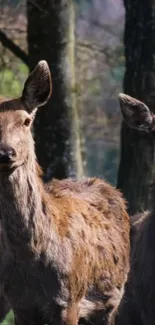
(24, 118, 31, 127)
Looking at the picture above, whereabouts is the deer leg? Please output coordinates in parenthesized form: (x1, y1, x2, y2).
(63, 304, 79, 325)
(14, 316, 43, 325)
(14, 314, 31, 325)
(52, 304, 79, 325)
(78, 286, 124, 325)
(0, 295, 10, 323)
(14, 309, 43, 325)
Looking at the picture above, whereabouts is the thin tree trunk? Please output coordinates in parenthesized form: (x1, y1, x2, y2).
(117, 0, 155, 215)
(68, 2, 84, 178)
(27, 0, 83, 180)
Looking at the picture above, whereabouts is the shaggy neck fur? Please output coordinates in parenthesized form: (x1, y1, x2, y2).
(0, 154, 53, 257)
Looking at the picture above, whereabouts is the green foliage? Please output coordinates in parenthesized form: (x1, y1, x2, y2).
(86, 141, 119, 185)
(103, 146, 119, 185)
(112, 66, 125, 82)
(0, 63, 28, 98)
(1, 311, 14, 325)
(74, 0, 92, 4)
(110, 45, 125, 82)
(75, 0, 92, 13)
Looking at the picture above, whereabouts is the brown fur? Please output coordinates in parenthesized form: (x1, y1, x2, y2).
(0, 121, 10, 325)
(115, 211, 151, 325)
(0, 224, 10, 323)
(0, 63, 130, 325)
(116, 93, 155, 325)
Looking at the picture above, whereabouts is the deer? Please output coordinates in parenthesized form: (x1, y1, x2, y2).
(0, 96, 11, 323)
(0, 61, 130, 325)
(115, 93, 155, 325)
(0, 228, 10, 323)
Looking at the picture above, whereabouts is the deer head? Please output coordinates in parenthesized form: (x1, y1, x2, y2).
(0, 61, 52, 170)
(118, 93, 155, 133)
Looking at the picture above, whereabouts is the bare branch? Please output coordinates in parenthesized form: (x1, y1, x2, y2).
(0, 30, 28, 66)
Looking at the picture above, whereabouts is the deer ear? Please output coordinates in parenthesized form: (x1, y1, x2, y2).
(118, 93, 154, 132)
(22, 60, 52, 112)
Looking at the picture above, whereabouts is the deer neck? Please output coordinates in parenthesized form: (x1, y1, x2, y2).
(0, 159, 52, 254)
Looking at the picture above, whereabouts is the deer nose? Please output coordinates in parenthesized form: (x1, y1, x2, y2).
(0, 147, 16, 164)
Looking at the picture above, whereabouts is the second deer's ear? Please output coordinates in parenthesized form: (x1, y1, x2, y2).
(118, 93, 154, 132)
(22, 60, 52, 112)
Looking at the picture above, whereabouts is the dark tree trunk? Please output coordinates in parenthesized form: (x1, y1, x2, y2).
(27, 0, 83, 180)
(117, 0, 155, 215)
(0, 295, 10, 323)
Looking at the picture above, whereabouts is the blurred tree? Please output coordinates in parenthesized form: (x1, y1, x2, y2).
(0, 296, 10, 324)
(117, 0, 155, 214)
(0, 0, 125, 185)
(27, 0, 83, 180)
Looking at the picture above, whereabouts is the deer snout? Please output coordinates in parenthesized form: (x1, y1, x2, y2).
(0, 146, 16, 165)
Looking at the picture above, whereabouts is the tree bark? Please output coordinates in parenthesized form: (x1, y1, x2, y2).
(27, 0, 83, 180)
(117, 0, 155, 215)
